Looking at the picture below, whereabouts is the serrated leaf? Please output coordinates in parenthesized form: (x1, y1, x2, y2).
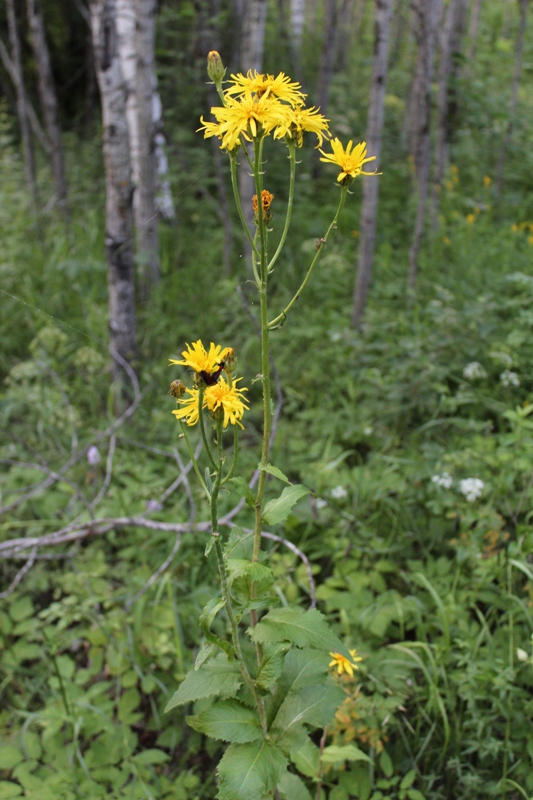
(321, 745, 371, 764)
(251, 608, 351, 658)
(165, 654, 242, 712)
(223, 527, 255, 560)
(195, 642, 218, 671)
(257, 644, 291, 691)
(132, 749, 170, 765)
(259, 464, 291, 485)
(276, 648, 330, 697)
(278, 771, 313, 800)
(230, 478, 256, 507)
(227, 560, 274, 588)
(217, 742, 287, 800)
(270, 685, 345, 749)
(290, 738, 320, 779)
(187, 700, 262, 743)
(263, 485, 309, 525)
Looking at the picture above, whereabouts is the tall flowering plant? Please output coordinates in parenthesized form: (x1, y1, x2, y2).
(165, 53, 377, 800)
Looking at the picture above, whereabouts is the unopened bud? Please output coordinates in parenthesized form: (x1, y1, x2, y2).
(223, 347, 236, 374)
(207, 51, 226, 85)
(169, 379, 186, 398)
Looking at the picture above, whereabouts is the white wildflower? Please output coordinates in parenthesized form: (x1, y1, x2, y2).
(459, 478, 484, 502)
(463, 362, 487, 380)
(364, 426, 374, 436)
(87, 445, 101, 465)
(500, 370, 520, 388)
(330, 485, 348, 500)
(516, 647, 529, 663)
(431, 472, 453, 489)
(315, 497, 328, 510)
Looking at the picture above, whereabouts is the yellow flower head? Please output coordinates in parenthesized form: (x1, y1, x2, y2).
(273, 105, 330, 148)
(198, 91, 291, 151)
(204, 377, 249, 429)
(172, 387, 202, 427)
(170, 340, 230, 379)
(466, 213, 475, 225)
(225, 70, 306, 107)
(483, 174, 492, 188)
(329, 649, 363, 677)
(319, 139, 377, 184)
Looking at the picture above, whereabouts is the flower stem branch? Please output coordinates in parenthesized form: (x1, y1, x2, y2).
(267, 144, 296, 273)
(230, 152, 261, 262)
(268, 186, 348, 329)
(198, 385, 217, 470)
(179, 422, 209, 498)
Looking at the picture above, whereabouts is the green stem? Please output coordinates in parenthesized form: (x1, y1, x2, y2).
(267, 144, 296, 273)
(252, 136, 271, 566)
(268, 186, 348, 329)
(179, 421, 209, 498)
(221, 425, 239, 485)
(198, 385, 217, 470)
(210, 419, 268, 734)
(230, 152, 261, 262)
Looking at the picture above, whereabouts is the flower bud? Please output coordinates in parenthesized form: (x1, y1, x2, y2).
(169, 379, 186, 398)
(223, 348, 236, 374)
(207, 51, 226, 85)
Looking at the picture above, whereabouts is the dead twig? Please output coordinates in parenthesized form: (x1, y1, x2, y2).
(0, 546, 38, 599)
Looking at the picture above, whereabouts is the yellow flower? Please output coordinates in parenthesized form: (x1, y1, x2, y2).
(225, 70, 306, 107)
(329, 649, 362, 677)
(483, 174, 492, 188)
(204, 377, 249, 429)
(443, 236, 452, 245)
(272, 105, 330, 147)
(198, 91, 291, 150)
(170, 339, 230, 378)
(172, 387, 202, 427)
(466, 213, 475, 224)
(319, 139, 377, 184)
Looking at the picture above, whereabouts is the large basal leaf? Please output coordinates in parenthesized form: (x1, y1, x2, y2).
(165, 653, 242, 712)
(217, 742, 287, 800)
(278, 771, 313, 800)
(251, 608, 351, 658)
(270, 685, 346, 750)
(262, 485, 310, 525)
(187, 700, 262, 743)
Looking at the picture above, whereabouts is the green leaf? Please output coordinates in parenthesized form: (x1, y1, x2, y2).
(276, 648, 330, 697)
(400, 770, 416, 790)
(165, 653, 242, 712)
(406, 791, 426, 800)
(259, 464, 291, 485)
(270, 685, 345, 749)
(321, 745, 371, 764)
(379, 749, 393, 778)
(257, 644, 291, 691)
(0, 747, 23, 770)
(224, 527, 254, 560)
(199, 598, 234, 658)
(132, 749, 170, 765)
(0, 783, 22, 799)
(187, 700, 262, 743)
(217, 742, 287, 800)
(290, 738, 320, 779)
(278, 771, 313, 800)
(230, 478, 256, 508)
(263, 485, 310, 525)
(251, 608, 351, 658)
(195, 642, 218, 671)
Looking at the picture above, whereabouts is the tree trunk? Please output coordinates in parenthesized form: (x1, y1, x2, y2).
(90, 0, 137, 389)
(407, 0, 439, 292)
(312, 0, 340, 176)
(290, 0, 306, 51)
(351, 0, 393, 328)
(466, 0, 483, 63)
(6, 0, 38, 206)
(495, 0, 529, 203)
(26, 0, 68, 208)
(0, 35, 51, 155)
(134, 0, 160, 294)
(336, 0, 356, 70)
(389, 0, 407, 68)
(431, 0, 468, 225)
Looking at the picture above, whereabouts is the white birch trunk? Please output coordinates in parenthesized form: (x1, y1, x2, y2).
(26, 0, 68, 205)
(290, 0, 307, 51)
(407, 0, 439, 292)
(6, 0, 37, 206)
(351, 0, 393, 327)
(466, 0, 483, 63)
(90, 0, 137, 387)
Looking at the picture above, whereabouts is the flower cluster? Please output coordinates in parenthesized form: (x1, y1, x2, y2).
(199, 65, 329, 151)
(170, 340, 249, 429)
(459, 478, 484, 503)
(463, 361, 487, 380)
(500, 369, 520, 388)
(431, 472, 453, 489)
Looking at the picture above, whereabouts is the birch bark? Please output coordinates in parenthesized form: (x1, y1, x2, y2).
(26, 0, 68, 206)
(351, 0, 392, 327)
(90, 0, 137, 387)
(407, 0, 439, 292)
(6, 0, 38, 206)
